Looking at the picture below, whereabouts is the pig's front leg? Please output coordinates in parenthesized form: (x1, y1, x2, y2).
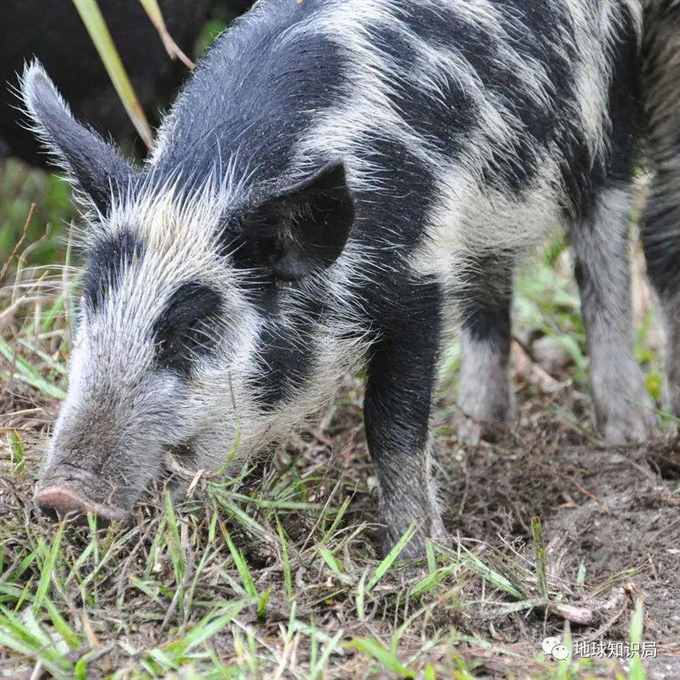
(363, 295, 446, 558)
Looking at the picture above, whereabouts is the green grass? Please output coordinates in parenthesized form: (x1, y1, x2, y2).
(0, 159, 72, 267)
(0, 476, 653, 678)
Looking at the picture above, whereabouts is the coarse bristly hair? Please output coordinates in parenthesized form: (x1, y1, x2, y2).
(17, 0, 656, 552)
(641, 0, 680, 415)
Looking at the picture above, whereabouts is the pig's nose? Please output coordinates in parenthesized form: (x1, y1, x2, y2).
(35, 485, 127, 523)
(35, 486, 89, 518)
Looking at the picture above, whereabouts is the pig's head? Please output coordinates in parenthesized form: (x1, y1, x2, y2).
(20, 62, 355, 521)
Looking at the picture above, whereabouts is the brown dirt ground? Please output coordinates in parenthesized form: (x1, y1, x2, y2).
(433, 369, 680, 678)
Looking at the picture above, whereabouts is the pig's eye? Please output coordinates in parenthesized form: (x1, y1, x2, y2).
(153, 281, 223, 376)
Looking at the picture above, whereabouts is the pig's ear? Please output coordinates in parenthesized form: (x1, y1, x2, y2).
(242, 161, 354, 281)
(19, 61, 136, 214)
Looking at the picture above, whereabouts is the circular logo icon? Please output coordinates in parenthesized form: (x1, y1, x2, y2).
(551, 644, 569, 660)
(542, 637, 569, 660)
(542, 637, 561, 655)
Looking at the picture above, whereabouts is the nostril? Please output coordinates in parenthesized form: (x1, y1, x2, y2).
(36, 486, 88, 517)
(34, 485, 127, 524)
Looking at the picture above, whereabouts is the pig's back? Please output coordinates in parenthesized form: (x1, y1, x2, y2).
(150, 0, 641, 261)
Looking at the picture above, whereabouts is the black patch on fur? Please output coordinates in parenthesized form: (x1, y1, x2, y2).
(250, 296, 324, 408)
(83, 230, 144, 312)
(559, 5, 640, 220)
(352, 136, 437, 255)
(370, 2, 577, 196)
(641, 1, 680, 298)
(153, 281, 223, 377)
(602, 6, 642, 184)
(251, 320, 313, 408)
(487, 1, 576, 195)
(152, 7, 346, 196)
(368, 22, 477, 162)
(218, 162, 353, 319)
(557, 134, 597, 221)
(642, 193, 680, 298)
(363, 277, 442, 468)
(456, 254, 513, 348)
(217, 223, 280, 314)
(232, 161, 354, 282)
(483, 2, 576, 194)
(460, 294, 513, 348)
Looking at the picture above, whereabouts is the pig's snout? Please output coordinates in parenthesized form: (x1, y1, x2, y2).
(35, 486, 127, 523)
(35, 466, 128, 523)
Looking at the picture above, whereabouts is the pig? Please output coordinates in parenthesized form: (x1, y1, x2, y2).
(21, 0, 654, 557)
(641, 0, 680, 416)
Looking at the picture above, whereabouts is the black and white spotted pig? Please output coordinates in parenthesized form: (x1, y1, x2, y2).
(21, 0, 654, 556)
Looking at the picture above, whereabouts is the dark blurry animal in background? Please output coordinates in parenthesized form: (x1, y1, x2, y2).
(0, 0, 254, 166)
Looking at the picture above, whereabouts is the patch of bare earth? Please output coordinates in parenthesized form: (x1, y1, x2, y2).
(434, 367, 680, 678)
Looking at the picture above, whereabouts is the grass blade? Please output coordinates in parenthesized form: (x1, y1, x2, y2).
(348, 638, 415, 679)
(276, 517, 293, 601)
(34, 525, 64, 611)
(629, 599, 646, 680)
(163, 601, 245, 659)
(367, 523, 416, 591)
(137, 0, 195, 69)
(0, 606, 72, 678)
(531, 516, 548, 597)
(0, 336, 66, 399)
(164, 491, 186, 584)
(222, 527, 257, 599)
(70, 0, 153, 147)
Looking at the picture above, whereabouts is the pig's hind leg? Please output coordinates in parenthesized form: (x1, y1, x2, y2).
(641, 0, 680, 419)
(455, 255, 515, 444)
(569, 185, 655, 443)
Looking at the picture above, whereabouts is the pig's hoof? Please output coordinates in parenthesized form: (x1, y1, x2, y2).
(603, 409, 656, 445)
(599, 391, 657, 445)
(454, 412, 509, 445)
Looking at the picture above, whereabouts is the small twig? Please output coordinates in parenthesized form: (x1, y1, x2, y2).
(1, 203, 36, 283)
(551, 603, 594, 625)
(28, 660, 44, 680)
(138, 0, 195, 69)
